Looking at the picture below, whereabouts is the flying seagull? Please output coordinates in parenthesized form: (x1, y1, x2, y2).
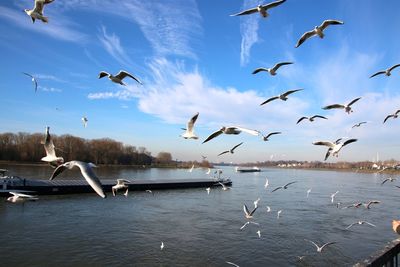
(297, 115, 327, 124)
(352, 122, 367, 128)
(364, 200, 381, 209)
(206, 187, 211, 195)
(160, 242, 164, 250)
(218, 182, 231, 191)
(49, 161, 106, 198)
(271, 181, 297, 192)
(295, 20, 344, 48)
(180, 112, 199, 139)
(322, 97, 361, 114)
(313, 138, 357, 161)
(277, 210, 282, 219)
(264, 178, 269, 189)
(24, 0, 54, 23)
(218, 142, 243, 156)
(258, 131, 282, 141)
(243, 204, 257, 219)
(7, 192, 39, 203)
(346, 221, 376, 230)
(307, 188, 312, 198)
(381, 177, 396, 185)
(253, 198, 261, 209)
(330, 191, 339, 203)
(256, 230, 261, 238)
(305, 239, 336, 253)
(203, 126, 259, 143)
(41, 126, 64, 168)
(98, 70, 142, 85)
(383, 110, 400, 124)
(112, 179, 130, 196)
(240, 221, 260, 230)
(22, 72, 38, 92)
(370, 64, 400, 78)
(260, 89, 303, 106)
(252, 62, 293, 76)
(230, 0, 286, 18)
(82, 116, 88, 128)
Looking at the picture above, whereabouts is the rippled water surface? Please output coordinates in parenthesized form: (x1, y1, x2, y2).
(0, 164, 399, 266)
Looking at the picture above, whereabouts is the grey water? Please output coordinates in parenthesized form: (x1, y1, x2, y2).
(0, 164, 398, 266)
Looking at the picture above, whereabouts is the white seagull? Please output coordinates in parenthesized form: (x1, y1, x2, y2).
(82, 116, 88, 128)
(322, 97, 361, 114)
(22, 72, 38, 92)
(206, 168, 211, 175)
(260, 89, 303, 106)
(230, 0, 286, 18)
(370, 64, 400, 78)
(7, 192, 38, 203)
(240, 221, 260, 230)
(346, 221, 376, 230)
(218, 142, 243, 156)
(307, 188, 312, 198)
(252, 62, 293, 76)
(180, 112, 199, 139)
(41, 126, 64, 168)
(203, 126, 259, 143)
(277, 210, 282, 219)
(112, 179, 130, 196)
(266, 206, 271, 212)
(297, 115, 327, 124)
(253, 198, 261, 209)
(264, 178, 269, 189)
(295, 20, 344, 48)
(98, 70, 142, 85)
(24, 0, 54, 23)
(243, 204, 257, 219)
(160, 242, 164, 250)
(256, 230, 261, 238)
(271, 181, 297, 192)
(50, 161, 106, 198)
(383, 110, 400, 124)
(258, 131, 282, 141)
(305, 239, 337, 253)
(218, 182, 231, 191)
(313, 138, 357, 161)
(330, 191, 339, 203)
(206, 187, 211, 195)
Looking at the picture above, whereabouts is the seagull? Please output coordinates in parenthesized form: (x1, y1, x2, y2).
(22, 72, 38, 92)
(352, 122, 367, 128)
(313, 138, 357, 161)
(206, 168, 211, 175)
(206, 187, 211, 195)
(98, 70, 142, 85)
(230, 0, 286, 18)
(180, 112, 199, 139)
(7, 192, 38, 203)
(218, 182, 231, 191)
(307, 188, 312, 198)
(258, 131, 282, 141)
(277, 210, 282, 219)
(201, 155, 207, 160)
(295, 20, 344, 48)
(243, 204, 257, 219)
(240, 221, 260, 230)
(364, 200, 380, 209)
(218, 142, 244, 156)
(188, 164, 194, 172)
(322, 97, 361, 114)
(264, 178, 269, 189)
(160, 242, 164, 250)
(203, 126, 259, 143)
(256, 230, 261, 238)
(381, 177, 396, 185)
(330, 191, 339, 203)
(252, 62, 293, 76)
(383, 110, 400, 124)
(305, 239, 336, 253)
(266, 206, 271, 212)
(41, 126, 64, 168)
(271, 181, 297, 192)
(24, 0, 54, 23)
(260, 89, 303, 106)
(346, 221, 376, 230)
(297, 115, 327, 124)
(146, 189, 153, 194)
(82, 117, 88, 128)
(49, 161, 106, 198)
(253, 198, 261, 209)
(226, 261, 240, 267)
(370, 64, 400, 78)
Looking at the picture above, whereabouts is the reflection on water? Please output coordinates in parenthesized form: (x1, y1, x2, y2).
(0, 164, 398, 266)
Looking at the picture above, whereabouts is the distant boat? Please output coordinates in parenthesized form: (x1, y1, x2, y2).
(235, 166, 261, 173)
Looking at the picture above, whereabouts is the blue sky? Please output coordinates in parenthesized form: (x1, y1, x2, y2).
(1, 0, 400, 163)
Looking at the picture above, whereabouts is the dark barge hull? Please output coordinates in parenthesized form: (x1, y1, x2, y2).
(0, 177, 232, 197)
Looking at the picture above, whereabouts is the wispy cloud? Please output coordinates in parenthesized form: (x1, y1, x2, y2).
(97, 26, 133, 66)
(33, 74, 65, 83)
(38, 85, 62, 93)
(239, 0, 259, 66)
(0, 6, 87, 43)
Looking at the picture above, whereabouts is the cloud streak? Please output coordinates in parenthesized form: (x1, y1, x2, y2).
(97, 26, 133, 66)
(239, 0, 259, 66)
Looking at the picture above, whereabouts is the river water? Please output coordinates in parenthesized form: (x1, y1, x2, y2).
(0, 164, 398, 266)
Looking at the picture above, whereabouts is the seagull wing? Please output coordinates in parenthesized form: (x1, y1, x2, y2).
(381, 178, 389, 185)
(49, 163, 67, 180)
(297, 117, 308, 124)
(231, 142, 244, 152)
(271, 186, 282, 192)
(319, 20, 344, 31)
(388, 64, 400, 72)
(240, 221, 250, 230)
(249, 206, 258, 216)
(218, 150, 230, 156)
(272, 61, 293, 72)
(346, 223, 356, 230)
(366, 200, 380, 209)
(74, 161, 106, 198)
(230, 7, 258, 16)
(10, 192, 37, 198)
(202, 129, 223, 143)
(281, 88, 303, 98)
(243, 204, 251, 216)
(252, 68, 269, 74)
(187, 112, 199, 133)
(362, 221, 376, 227)
(343, 138, 357, 147)
(369, 70, 386, 78)
(295, 30, 316, 48)
(115, 70, 142, 84)
(320, 242, 337, 251)
(384, 115, 394, 123)
(23, 72, 38, 92)
(322, 104, 345, 110)
(260, 96, 279, 105)
(305, 239, 320, 250)
(312, 141, 335, 148)
(284, 181, 297, 188)
(324, 149, 332, 161)
(311, 115, 328, 120)
(33, 0, 45, 14)
(263, 0, 286, 10)
(265, 132, 282, 139)
(98, 71, 109, 79)
(347, 97, 361, 107)
(226, 261, 240, 267)
(236, 127, 259, 136)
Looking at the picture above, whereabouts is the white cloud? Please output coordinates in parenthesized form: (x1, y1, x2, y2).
(98, 26, 133, 66)
(239, 0, 260, 66)
(38, 86, 62, 93)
